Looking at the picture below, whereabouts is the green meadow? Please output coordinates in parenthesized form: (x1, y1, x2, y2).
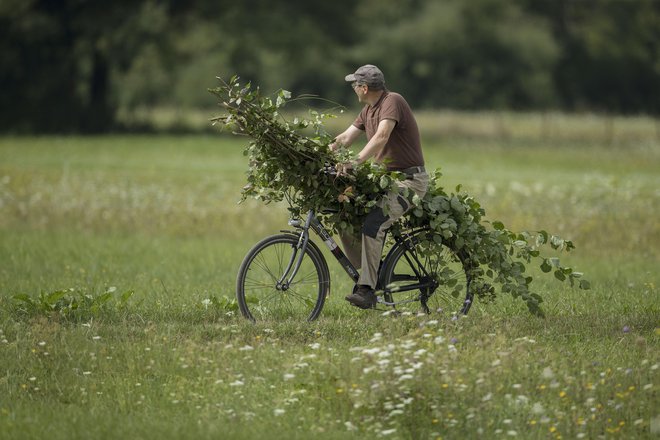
(0, 113, 658, 439)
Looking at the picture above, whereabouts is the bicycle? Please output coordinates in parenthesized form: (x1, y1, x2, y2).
(235, 204, 475, 322)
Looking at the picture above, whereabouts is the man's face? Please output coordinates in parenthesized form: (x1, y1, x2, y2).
(352, 82, 367, 103)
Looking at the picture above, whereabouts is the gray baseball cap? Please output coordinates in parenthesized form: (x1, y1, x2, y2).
(345, 64, 385, 88)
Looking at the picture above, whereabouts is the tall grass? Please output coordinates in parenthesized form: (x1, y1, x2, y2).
(0, 121, 658, 439)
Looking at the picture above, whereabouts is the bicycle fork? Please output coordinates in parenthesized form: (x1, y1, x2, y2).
(280, 211, 360, 292)
(275, 212, 314, 291)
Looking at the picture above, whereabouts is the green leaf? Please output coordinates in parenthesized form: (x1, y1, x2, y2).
(540, 259, 552, 273)
(379, 175, 390, 189)
(536, 230, 548, 247)
(450, 196, 465, 214)
(579, 280, 591, 290)
(45, 290, 69, 305)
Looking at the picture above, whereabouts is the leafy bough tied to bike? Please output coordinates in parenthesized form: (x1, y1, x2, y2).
(209, 76, 589, 318)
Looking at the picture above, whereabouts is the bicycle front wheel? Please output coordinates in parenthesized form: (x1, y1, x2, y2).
(380, 234, 473, 317)
(236, 234, 329, 322)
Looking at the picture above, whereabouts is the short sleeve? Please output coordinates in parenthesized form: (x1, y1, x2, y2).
(353, 110, 366, 131)
(378, 94, 403, 124)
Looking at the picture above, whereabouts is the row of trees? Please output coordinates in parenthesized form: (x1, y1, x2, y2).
(1, 0, 658, 133)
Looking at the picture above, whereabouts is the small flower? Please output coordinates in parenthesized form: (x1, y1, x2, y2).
(273, 408, 285, 416)
(532, 402, 545, 414)
(344, 421, 357, 431)
(622, 326, 631, 333)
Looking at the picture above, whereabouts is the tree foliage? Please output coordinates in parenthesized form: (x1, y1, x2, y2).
(210, 77, 590, 315)
(1, 0, 658, 133)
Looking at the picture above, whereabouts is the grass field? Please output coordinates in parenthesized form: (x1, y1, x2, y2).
(0, 116, 659, 439)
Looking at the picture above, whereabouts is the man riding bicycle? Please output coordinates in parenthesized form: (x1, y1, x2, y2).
(330, 64, 429, 309)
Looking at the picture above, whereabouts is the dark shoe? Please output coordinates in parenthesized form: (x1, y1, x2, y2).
(345, 285, 377, 309)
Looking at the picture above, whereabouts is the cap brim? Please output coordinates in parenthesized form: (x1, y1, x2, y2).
(345, 74, 357, 82)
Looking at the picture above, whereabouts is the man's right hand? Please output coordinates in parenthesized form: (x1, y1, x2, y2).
(336, 161, 356, 176)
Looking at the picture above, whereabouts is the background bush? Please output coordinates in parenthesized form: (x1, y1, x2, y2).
(1, 0, 658, 133)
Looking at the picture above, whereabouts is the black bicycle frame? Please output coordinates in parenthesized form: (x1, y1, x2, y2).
(280, 210, 435, 300)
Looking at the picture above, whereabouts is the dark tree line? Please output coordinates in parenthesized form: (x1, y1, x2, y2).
(1, 0, 658, 133)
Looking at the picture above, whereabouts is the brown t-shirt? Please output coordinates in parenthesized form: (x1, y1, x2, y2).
(353, 91, 424, 171)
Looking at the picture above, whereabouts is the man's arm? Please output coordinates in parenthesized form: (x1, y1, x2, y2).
(330, 125, 363, 151)
(356, 119, 396, 164)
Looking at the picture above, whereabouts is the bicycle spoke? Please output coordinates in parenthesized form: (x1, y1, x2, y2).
(381, 235, 472, 317)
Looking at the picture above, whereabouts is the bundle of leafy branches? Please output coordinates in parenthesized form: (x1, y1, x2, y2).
(210, 76, 589, 315)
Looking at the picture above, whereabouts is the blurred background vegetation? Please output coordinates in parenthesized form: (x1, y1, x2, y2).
(1, 0, 659, 133)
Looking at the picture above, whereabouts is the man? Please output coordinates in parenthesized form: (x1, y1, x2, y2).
(330, 64, 429, 309)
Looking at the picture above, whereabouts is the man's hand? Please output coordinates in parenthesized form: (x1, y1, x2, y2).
(330, 125, 363, 152)
(336, 160, 356, 176)
(329, 140, 342, 152)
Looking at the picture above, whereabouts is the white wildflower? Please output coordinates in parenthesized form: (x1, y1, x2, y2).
(542, 367, 554, 379)
(344, 421, 357, 431)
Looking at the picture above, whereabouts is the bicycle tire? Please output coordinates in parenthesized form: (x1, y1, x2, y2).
(236, 234, 330, 322)
(379, 232, 473, 317)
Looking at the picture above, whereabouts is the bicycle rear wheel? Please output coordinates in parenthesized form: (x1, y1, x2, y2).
(380, 233, 473, 317)
(236, 234, 329, 322)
